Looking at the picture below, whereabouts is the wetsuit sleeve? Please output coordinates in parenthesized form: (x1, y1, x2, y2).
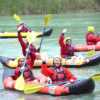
(18, 32, 27, 56)
(64, 68, 77, 82)
(41, 64, 54, 77)
(59, 33, 65, 47)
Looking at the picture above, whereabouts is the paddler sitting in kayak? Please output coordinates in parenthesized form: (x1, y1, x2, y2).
(59, 29, 75, 58)
(3, 53, 49, 90)
(41, 57, 77, 84)
(39, 57, 78, 95)
(86, 26, 100, 45)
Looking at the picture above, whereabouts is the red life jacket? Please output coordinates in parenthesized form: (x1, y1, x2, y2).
(86, 32, 97, 45)
(14, 65, 35, 82)
(50, 67, 67, 84)
(23, 67, 35, 82)
(65, 44, 74, 56)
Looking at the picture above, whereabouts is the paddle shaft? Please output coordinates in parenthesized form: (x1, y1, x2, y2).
(38, 28, 45, 52)
(21, 43, 31, 73)
(38, 15, 52, 52)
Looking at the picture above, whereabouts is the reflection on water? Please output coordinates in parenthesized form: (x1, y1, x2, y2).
(0, 90, 99, 100)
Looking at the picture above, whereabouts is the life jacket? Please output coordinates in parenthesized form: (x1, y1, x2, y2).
(61, 44, 74, 58)
(86, 32, 97, 45)
(65, 44, 74, 56)
(23, 67, 35, 82)
(50, 67, 67, 84)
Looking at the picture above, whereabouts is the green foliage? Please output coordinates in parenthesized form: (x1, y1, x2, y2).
(0, 0, 100, 15)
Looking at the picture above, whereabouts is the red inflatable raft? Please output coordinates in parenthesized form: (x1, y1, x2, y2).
(75, 43, 100, 52)
(3, 67, 95, 96)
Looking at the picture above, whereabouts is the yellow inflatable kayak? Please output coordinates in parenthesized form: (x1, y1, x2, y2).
(0, 32, 26, 38)
(1, 55, 100, 68)
(0, 32, 42, 38)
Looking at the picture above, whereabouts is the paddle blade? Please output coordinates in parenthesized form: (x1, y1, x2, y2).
(44, 14, 52, 27)
(15, 75, 25, 91)
(91, 73, 100, 81)
(13, 14, 21, 22)
(24, 83, 42, 94)
(37, 28, 53, 37)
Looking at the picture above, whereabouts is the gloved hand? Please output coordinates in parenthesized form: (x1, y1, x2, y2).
(17, 23, 31, 33)
(17, 23, 24, 32)
(62, 28, 67, 33)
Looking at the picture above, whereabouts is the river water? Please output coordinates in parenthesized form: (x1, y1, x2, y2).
(0, 12, 100, 100)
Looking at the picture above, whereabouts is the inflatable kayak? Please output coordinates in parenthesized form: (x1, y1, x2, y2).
(0, 31, 42, 38)
(0, 28, 53, 38)
(0, 32, 27, 38)
(0, 53, 100, 68)
(3, 66, 95, 95)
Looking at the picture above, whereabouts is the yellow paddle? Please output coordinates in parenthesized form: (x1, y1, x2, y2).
(23, 15, 52, 94)
(91, 73, 100, 81)
(24, 83, 43, 94)
(13, 14, 21, 23)
(15, 14, 52, 93)
(39, 14, 52, 52)
(15, 32, 34, 91)
(44, 14, 52, 27)
(14, 74, 25, 91)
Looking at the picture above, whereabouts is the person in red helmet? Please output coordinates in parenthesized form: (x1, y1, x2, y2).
(39, 57, 77, 95)
(41, 57, 77, 85)
(3, 55, 50, 89)
(59, 29, 75, 58)
(11, 53, 37, 83)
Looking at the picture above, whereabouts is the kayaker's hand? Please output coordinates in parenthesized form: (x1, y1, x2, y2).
(62, 28, 67, 34)
(17, 23, 23, 32)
